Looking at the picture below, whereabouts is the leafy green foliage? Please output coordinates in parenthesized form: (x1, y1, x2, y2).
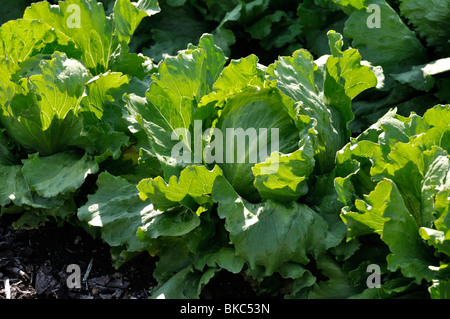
(0, 0, 449, 300)
(336, 105, 450, 291)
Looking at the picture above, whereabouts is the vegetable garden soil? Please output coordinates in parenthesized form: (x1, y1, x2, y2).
(0, 214, 260, 299)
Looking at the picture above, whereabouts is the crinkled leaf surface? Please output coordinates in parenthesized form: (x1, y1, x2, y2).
(0, 52, 90, 156)
(212, 176, 329, 276)
(342, 0, 427, 74)
(138, 165, 222, 213)
(22, 150, 99, 198)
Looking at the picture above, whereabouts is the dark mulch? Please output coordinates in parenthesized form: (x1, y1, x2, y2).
(0, 214, 259, 299)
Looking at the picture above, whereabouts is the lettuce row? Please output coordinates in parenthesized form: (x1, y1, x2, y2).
(1, 0, 448, 300)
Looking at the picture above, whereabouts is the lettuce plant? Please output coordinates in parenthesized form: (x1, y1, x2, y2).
(335, 104, 450, 298)
(78, 30, 379, 298)
(0, 0, 159, 227)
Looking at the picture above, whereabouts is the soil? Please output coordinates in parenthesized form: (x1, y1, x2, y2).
(0, 214, 259, 299)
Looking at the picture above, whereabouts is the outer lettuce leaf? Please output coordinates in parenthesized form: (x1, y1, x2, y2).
(140, 0, 211, 62)
(391, 58, 450, 92)
(252, 145, 315, 202)
(193, 246, 245, 274)
(150, 265, 218, 299)
(342, 0, 427, 74)
(0, 165, 34, 207)
(21, 150, 99, 199)
(325, 31, 378, 102)
(78, 172, 160, 253)
(0, 129, 15, 166)
(344, 179, 438, 282)
(81, 71, 129, 122)
(307, 254, 361, 298)
(266, 31, 376, 174)
(78, 172, 204, 265)
(212, 175, 329, 277)
(113, 0, 160, 44)
(425, 190, 450, 257)
(151, 246, 246, 299)
(429, 279, 450, 299)
(203, 54, 265, 103)
(137, 165, 223, 213)
(399, 0, 450, 55)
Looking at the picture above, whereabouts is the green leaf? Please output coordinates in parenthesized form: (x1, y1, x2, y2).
(391, 58, 450, 92)
(252, 145, 315, 202)
(266, 40, 375, 175)
(371, 143, 449, 229)
(137, 206, 201, 239)
(138, 165, 223, 212)
(0, 130, 15, 166)
(341, 177, 391, 238)
(323, 30, 377, 144)
(201, 54, 264, 104)
(193, 247, 245, 274)
(150, 265, 218, 299)
(212, 176, 329, 276)
(22, 150, 99, 198)
(331, 0, 366, 13)
(0, 52, 90, 156)
(78, 123, 130, 162)
(326, 30, 378, 101)
(215, 87, 299, 202)
(343, 0, 427, 74)
(429, 279, 450, 299)
(308, 254, 360, 298)
(81, 71, 129, 121)
(381, 181, 439, 283)
(343, 177, 439, 282)
(140, 34, 226, 177)
(0, 18, 77, 65)
(141, 2, 210, 62)
(24, 0, 115, 74)
(399, 0, 450, 55)
(109, 43, 155, 80)
(0, 165, 33, 207)
(78, 172, 169, 252)
(113, 0, 160, 44)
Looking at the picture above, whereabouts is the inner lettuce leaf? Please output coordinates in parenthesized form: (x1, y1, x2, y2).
(215, 86, 300, 202)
